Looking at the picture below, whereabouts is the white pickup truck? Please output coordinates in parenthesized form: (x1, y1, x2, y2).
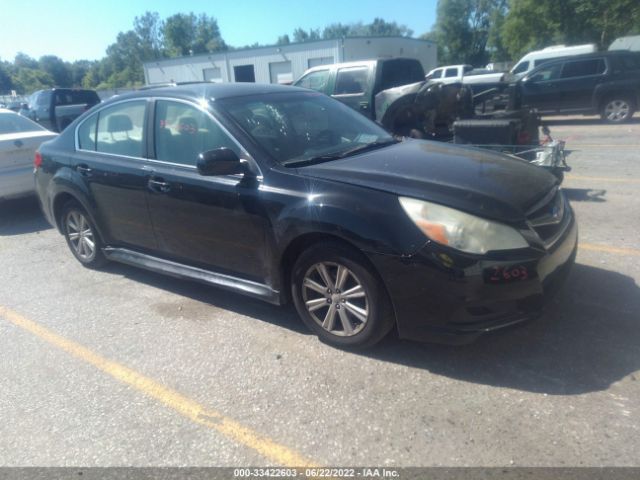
(425, 64, 505, 92)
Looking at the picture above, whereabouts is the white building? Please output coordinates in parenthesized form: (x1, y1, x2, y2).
(143, 36, 436, 85)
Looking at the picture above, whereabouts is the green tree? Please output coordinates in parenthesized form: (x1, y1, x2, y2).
(292, 27, 321, 42)
(364, 17, 413, 37)
(501, 0, 640, 60)
(276, 34, 291, 45)
(70, 60, 94, 87)
(322, 23, 351, 39)
(38, 55, 72, 87)
(289, 19, 413, 43)
(11, 68, 54, 93)
(0, 60, 14, 92)
(429, 0, 506, 65)
(486, 0, 509, 61)
(163, 13, 226, 57)
(134, 11, 164, 60)
(104, 30, 146, 86)
(13, 53, 38, 69)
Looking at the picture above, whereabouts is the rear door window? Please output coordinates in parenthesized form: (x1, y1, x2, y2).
(96, 101, 146, 158)
(445, 68, 458, 78)
(334, 67, 368, 95)
(561, 59, 606, 78)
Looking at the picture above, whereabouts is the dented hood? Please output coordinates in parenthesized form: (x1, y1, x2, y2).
(300, 139, 558, 223)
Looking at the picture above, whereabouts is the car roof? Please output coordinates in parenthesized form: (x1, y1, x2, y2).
(525, 50, 637, 74)
(535, 50, 635, 65)
(104, 82, 308, 104)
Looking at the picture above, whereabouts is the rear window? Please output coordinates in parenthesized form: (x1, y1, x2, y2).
(561, 59, 606, 78)
(95, 101, 146, 157)
(0, 112, 46, 134)
(379, 60, 425, 91)
(54, 90, 100, 106)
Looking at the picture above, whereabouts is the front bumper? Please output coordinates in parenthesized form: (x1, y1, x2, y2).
(369, 213, 578, 345)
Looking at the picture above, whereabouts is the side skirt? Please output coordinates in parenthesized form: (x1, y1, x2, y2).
(103, 247, 281, 305)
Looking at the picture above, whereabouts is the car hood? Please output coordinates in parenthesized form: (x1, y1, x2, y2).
(299, 140, 558, 223)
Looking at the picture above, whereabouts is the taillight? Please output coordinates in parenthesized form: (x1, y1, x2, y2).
(34, 151, 42, 169)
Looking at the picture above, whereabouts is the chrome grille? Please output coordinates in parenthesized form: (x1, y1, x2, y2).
(526, 188, 570, 249)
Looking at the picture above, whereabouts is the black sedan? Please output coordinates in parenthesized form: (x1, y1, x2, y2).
(34, 83, 577, 348)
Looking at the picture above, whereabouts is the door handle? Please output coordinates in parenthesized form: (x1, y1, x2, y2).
(148, 178, 171, 193)
(359, 101, 369, 110)
(76, 164, 93, 177)
(13, 139, 23, 148)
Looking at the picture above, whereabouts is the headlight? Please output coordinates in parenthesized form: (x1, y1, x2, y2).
(399, 197, 529, 254)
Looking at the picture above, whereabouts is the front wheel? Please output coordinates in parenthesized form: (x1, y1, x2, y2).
(61, 201, 107, 268)
(601, 97, 635, 123)
(291, 242, 394, 349)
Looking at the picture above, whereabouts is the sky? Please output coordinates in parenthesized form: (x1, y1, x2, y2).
(0, 0, 437, 63)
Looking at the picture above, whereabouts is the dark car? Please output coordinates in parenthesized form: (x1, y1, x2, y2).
(24, 88, 101, 132)
(517, 50, 640, 122)
(34, 83, 577, 348)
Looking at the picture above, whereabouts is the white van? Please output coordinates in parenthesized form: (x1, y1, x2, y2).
(609, 35, 640, 52)
(509, 44, 597, 77)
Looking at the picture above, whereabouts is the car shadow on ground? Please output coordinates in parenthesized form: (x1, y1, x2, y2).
(368, 262, 640, 396)
(100, 261, 309, 334)
(103, 259, 639, 396)
(563, 188, 607, 202)
(0, 196, 52, 236)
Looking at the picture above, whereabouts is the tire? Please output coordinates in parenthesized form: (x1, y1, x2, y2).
(60, 200, 107, 269)
(601, 97, 635, 123)
(291, 242, 394, 349)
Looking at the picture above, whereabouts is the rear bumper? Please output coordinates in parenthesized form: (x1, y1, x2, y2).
(0, 166, 34, 200)
(369, 215, 578, 345)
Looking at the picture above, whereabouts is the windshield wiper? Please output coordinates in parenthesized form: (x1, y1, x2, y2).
(333, 138, 399, 158)
(283, 138, 399, 167)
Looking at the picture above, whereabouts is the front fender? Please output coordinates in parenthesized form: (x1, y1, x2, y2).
(269, 180, 427, 258)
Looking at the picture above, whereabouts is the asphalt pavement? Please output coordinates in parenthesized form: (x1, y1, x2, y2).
(0, 115, 638, 467)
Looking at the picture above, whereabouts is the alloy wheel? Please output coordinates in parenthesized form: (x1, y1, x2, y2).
(604, 100, 630, 122)
(65, 210, 96, 261)
(301, 261, 369, 337)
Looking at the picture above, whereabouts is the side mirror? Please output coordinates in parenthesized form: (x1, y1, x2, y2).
(197, 148, 245, 176)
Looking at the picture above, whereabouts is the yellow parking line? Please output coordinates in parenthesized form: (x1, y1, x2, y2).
(579, 243, 640, 257)
(565, 175, 640, 184)
(0, 306, 317, 468)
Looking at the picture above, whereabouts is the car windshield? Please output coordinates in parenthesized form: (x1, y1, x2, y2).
(0, 111, 46, 134)
(216, 91, 395, 166)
